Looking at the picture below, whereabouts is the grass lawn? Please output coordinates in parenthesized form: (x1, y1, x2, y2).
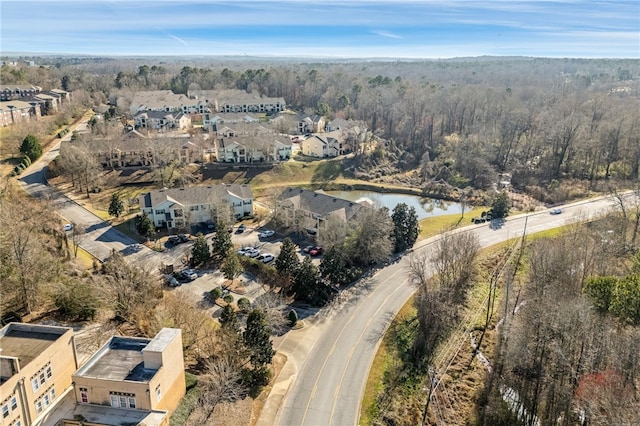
(70, 246, 99, 270)
(360, 300, 416, 425)
(418, 206, 488, 239)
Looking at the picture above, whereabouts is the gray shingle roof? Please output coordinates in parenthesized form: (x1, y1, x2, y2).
(140, 184, 253, 209)
(278, 187, 364, 221)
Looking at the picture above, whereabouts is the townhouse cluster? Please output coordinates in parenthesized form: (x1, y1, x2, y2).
(0, 85, 71, 127)
(0, 323, 185, 426)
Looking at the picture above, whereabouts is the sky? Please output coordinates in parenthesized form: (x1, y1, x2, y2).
(1, 1, 639, 59)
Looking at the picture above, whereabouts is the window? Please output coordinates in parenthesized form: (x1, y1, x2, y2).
(43, 394, 50, 407)
(155, 385, 161, 402)
(10, 397, 17, 411)
(80, 391, 88, 403)
(154, 209, 165, 215)
(39, 372, 45, 385)
(2, 405, 8, 418)
(49, 388, 56, 400)
(110, 396, 118, 408)
(45, 365, 52, 379)
(31, 378, 39, 393)
(35, 400, 42, 414)
(119, 396, 127, 408)
(14, 420, 21, 426)
(128, 397, 136, 409)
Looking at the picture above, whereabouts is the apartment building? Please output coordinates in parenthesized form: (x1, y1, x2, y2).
(71, 329, 185, 416)
(0, 101, 42, 127)
(0, 323, 78, 426)
(0, 85, 42, 101)
(189, 89, 286, 114)
(139, 184, 254, 229)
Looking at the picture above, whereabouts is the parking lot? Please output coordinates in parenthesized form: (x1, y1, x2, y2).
(161, 223, 321, 315)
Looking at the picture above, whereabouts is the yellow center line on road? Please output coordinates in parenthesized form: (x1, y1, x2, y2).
(329, 276, 409, 426)
(300, 266, 406, 426)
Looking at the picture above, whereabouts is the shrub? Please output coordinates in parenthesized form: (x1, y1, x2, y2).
(209, 287, 223, 300)
(22, 155, 31, 167)
(237, 297, 251, 312)
(223, 293, 234, 304)
(184, 372, 198, 391)
(288, 309, 298, 327)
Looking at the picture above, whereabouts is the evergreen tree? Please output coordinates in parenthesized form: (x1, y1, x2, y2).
(134, 212, 155, 240)
(219, 304, 239, 330)
(320, 245, 361, 286)
(191, 233, 211, 265)
(108, 193, 125, 218)
(20, 134, 42, 162)
(391, 203, 419, 253)
(275, 238, 300, 279)
(293, 256, 323, 303)
(222, 253, 243, 287)
(243, 309, 274, 368)
(490, 191, 510, 219)
(211, 220, 232, 261)
(610, 274, 640, 326)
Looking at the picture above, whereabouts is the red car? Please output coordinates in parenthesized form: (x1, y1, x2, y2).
(309, 246, 324, 256)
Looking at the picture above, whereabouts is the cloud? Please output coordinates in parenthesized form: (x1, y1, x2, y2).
(371, 30, 403, 39)
(168, 34, 188, 46)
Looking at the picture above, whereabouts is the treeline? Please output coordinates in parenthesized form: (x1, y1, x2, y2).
(2, 57, 639, 198)
(365, 194, 640, 425)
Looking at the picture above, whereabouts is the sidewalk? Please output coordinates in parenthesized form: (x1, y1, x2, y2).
(255, 311, 324, 426)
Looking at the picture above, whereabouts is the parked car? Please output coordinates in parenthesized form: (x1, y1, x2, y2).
(168, 235, 181, 245)
(176, 269, 197, 282)
(63, 223, 74, 231)
(259, 229, 275, 238)
(244, 247, 261, 258)
(303, 245, 315, 253)
(236, 224, 246, 234)
(550, 208, 563, 215)
(237, 247, 249, 255)
(258, 253, 275, 263)
(165, 275, 180, 287)
(309, 246, 324, 256)
(178, 234, 190, 242)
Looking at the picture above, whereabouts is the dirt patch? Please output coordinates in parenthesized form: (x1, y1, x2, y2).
(223, 279, 248, 295)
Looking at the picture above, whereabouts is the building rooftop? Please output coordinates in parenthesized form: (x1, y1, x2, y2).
(139, 184, 253, 209)
(278, 187, 366, 221)
(144, 328, 179, 353)
(74, 336, 156, 382)
(0, 323, 72, 384)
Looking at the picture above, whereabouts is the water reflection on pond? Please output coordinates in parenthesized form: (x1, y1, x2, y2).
(324, 190, 464, 220)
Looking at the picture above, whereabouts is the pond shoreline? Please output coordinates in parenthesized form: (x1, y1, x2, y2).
(307, 181, 459, 203)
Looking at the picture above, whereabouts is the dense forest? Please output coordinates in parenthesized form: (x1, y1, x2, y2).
(2, 56, 639, 202)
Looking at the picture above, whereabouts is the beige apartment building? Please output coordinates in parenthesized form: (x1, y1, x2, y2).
(1, 325, 185, 426)
(69, 328, 184, 423)
(0, 323, 78, 426)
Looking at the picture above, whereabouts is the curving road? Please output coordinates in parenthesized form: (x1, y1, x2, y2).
(15, 123, 187, 271)
(268, 195, 624, 426)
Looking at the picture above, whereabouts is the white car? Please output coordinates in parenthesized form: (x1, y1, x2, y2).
(258, 253, 275, 263)
(259, 230, 275, 238)
(63, 223, 73, 231)
(244, 248, 261, 258)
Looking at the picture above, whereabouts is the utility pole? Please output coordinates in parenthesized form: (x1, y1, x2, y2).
(421, 367, 436, 426)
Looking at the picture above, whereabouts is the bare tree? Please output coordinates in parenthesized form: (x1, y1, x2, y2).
(253, 290, 288, 335)
(431, 231, 480, 302)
